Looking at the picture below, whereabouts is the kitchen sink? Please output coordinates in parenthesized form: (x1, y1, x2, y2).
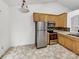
(68, 33, 79, 37)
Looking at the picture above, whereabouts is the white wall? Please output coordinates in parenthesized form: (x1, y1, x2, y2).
(35, 3, 71, 14)
(58, 0, 79, 10)
(71, 16, 79, 33)
(0, 0, 10, 57)
(67, 9, 79, 32)
(10, 4, 43, 47)
(9, 2, 70, 47)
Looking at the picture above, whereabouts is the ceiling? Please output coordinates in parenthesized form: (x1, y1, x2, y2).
(2, 0, 79, 10)
(58, 0, 79, 10)
(3, 0, 57, 6)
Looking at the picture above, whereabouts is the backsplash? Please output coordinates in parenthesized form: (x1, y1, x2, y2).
(53, 27, 70, 31)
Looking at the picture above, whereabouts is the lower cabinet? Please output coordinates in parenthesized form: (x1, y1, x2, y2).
(64, 37, 73, 50)
(74, 40, 79, 55)
(58, 34, 64, 46)
(58, 34, 73, 50)
(58, 34, 79, 55)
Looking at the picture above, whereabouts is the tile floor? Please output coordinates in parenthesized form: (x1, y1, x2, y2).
(1, 44, 79, 59)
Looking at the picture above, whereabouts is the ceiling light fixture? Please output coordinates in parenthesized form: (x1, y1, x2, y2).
(19, 0, 29, 13)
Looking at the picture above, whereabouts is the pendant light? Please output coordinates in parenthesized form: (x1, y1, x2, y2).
(19, 0, 29, 13)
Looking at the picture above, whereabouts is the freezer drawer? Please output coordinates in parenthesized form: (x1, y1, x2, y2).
(36, 31, 47, 48)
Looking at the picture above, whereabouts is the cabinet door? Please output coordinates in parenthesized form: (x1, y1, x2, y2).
(58, 13, 67, 27)
(39, 14, 48, 22)
(47, 15, 57, 23)
(72, 39, 76, 53)
(58, 34, 73, 51)
(71, 38, 79, 55)
(58, 34, 64, 45)
(64, 37, 73, 50)
(47, 13, 67, 27)
(75, 40, 79, 55)
(33, 13, 40, 21)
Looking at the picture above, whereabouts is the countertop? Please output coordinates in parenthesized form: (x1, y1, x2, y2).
(54, 30, 79, 40)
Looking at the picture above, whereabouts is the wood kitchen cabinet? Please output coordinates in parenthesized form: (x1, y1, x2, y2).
(73, 39, 79, 55)
(64, 37, 73, 50)
(33, 13, 40, 21)
(76, 41, 79, 55)
(58, 34, 64, 46)
(48, 14, 66, 27)
(58, 13, 67, 27)
(47, 15, 57, 22)
(33, 12, 67, 27)
(47, 15, 58, 27)
(39, 14, 48, 22)
(58, 34, 73, 51)
(64, 37, 79, 55)
(58, 33, 79, 55)
(33, 13, 48, 22)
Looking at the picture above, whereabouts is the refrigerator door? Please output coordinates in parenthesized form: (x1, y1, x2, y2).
(36, 31, 47, 48)
(37, 22, 45, 31)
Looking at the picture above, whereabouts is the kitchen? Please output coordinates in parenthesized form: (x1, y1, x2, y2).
(33, 12, 79, 55)
(1, 0, 79, 59)
(34, 12, 68, 47)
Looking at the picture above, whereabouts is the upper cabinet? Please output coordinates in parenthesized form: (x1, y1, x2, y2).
(58, 13, 67, 27)
(33, 13, 48, 22)
(39, 14, 48, 22)
(33, 13, 40, 21)
(33, 13, 67, 27)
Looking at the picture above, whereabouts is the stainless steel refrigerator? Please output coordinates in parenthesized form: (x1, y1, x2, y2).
(35, 21, 48, 49)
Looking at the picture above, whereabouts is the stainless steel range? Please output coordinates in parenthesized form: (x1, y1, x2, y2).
(35, 21, 48, 49)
